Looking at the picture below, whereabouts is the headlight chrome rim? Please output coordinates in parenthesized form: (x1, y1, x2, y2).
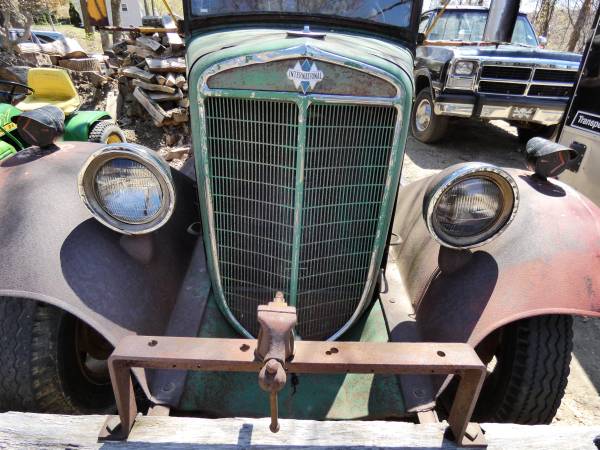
(424, 163, 519, 249)
(78, 143, 176, 235)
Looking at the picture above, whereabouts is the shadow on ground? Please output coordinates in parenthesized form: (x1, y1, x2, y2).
(402, 120, 526, 184)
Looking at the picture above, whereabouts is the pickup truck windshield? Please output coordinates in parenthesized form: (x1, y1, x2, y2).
(427, 11, 539, 46)
(189, 0, 413, 28)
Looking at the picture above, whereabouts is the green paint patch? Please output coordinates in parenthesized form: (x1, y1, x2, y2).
(179, 294, 406, 419)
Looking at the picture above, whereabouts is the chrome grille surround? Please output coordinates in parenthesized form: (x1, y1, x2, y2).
(195, 46, 405, 340)
(476, 61, 578, 98)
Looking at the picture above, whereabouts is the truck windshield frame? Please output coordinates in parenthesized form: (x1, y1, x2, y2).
(183, 0, 423, 48)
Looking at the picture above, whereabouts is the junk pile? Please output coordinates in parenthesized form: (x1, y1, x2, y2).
(15, 36, 108, 72)
(108, 15, 190, 160)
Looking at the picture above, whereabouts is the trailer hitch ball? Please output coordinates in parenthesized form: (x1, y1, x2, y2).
(255, 292, 297, 434)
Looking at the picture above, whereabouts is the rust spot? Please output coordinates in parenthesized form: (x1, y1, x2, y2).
(585, 276, 596, 299)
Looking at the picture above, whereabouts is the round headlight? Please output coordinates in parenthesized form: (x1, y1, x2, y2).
(78, 143, 175, 235)
(424, 164, 518, 249)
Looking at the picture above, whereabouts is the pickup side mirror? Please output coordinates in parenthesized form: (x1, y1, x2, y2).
(417, 32, 426, 45)
(538, 36, 548, 48)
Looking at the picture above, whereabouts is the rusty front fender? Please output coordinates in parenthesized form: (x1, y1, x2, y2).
(391, 167, 600, 348)
(0, 143, 209, 405)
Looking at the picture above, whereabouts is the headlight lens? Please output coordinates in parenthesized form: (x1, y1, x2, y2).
(95, 158, 163, 224)
(454, 61, 476, 76)
(78, 143, 175, 235)
(424, 164, 518, 249)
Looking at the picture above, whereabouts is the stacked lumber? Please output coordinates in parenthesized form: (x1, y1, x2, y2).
(114, 15, 189, 130)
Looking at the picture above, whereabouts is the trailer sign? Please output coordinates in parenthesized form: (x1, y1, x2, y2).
(572, 111, 600, 136)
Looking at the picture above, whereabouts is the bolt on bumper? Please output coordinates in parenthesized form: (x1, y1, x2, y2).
(98, 336, 488, 447)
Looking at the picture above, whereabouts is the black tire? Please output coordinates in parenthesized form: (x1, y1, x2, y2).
(473, 315, 573, 424)
(517, 124, 557, 144)
(88, 120, 126, 144)
(0, 297, 115, 413)
(410, 88, 449, 143)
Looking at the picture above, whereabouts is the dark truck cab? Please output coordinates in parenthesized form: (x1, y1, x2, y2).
(412, 6, 581, 143)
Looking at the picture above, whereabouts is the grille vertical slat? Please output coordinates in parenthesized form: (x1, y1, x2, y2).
(297, 104, 397, 340)
(206, 97, 298, 336)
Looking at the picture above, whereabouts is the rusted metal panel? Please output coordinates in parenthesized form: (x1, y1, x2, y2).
(207, 58, 398, 97)
(0, 142, 208, 406)
(101, 335, 487, 447)
(391, 168, 600, 348)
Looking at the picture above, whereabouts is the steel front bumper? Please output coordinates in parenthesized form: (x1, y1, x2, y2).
(434, 93, 567, 126)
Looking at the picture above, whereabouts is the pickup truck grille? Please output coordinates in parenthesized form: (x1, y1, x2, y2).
(479, 81, 526, 95)
(533, 69, 578, 83)
(477, 65, 577, 98)
(480, 66, 531, 80)
(203, 96, 398, 340)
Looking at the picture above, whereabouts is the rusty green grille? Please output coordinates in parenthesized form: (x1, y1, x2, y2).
(205, 98, 298, 336)
(298, 104, 397, 339)
(203, 97, 397, 339)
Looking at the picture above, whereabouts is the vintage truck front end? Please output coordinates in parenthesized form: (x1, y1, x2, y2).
(1, 0, 600, 447)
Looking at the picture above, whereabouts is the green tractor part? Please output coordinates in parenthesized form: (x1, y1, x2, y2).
(0, 68, 125, 161)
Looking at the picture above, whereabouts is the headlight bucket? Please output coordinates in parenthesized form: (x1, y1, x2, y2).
(78, 143, 176, 235)
(423, 163, 519, 249)
(453, 60, 477, 76)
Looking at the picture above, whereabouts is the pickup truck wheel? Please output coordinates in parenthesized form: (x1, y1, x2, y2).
(411, 88, 448, 143)
(516, 125, 557, 143)
(473, 315, 572, 424)
(0, 297, 115, 413)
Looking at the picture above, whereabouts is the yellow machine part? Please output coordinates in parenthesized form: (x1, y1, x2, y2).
(17, 68, 81, 115)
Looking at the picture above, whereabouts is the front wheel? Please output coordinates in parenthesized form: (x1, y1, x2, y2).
(0, 298, 115, 413)
(473, 315, 573, 424)
(89, 120, 126, 144)
(410, 88, 449, 143)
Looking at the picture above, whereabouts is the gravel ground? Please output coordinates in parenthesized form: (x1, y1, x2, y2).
(402, 118, 600, 426)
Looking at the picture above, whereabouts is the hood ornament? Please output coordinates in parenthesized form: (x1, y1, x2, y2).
(287, 59, 324, 94)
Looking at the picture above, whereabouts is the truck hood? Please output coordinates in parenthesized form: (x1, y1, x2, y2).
(452, 44, 581, 67)
(186, 28, 415, 82)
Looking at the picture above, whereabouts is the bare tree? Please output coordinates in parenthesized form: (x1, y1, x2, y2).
(110, 0, 122, 42)
(535, 0, 558, 37)
(567, 0, 594, 50)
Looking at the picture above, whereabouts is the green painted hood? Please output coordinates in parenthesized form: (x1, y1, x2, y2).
(187, 28, 414, 91)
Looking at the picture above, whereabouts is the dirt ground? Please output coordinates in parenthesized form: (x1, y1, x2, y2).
(401, 118, 600, 426)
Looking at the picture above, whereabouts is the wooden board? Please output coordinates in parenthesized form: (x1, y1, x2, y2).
(136, 36, 164, 53)
(148, 89, 183, 103)
(162, 15, 184, 50)
(122, 66, 155, 83)
(132, 79, 177, 94)
(0, 412, 598, 449)
(145, 57, 186, 73)
(133, 87, 171, 126)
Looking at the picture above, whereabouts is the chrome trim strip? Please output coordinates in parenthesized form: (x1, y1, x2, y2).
(196, 46, 407, 341)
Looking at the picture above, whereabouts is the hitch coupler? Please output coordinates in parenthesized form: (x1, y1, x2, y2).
(255, 291, 297, 433)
